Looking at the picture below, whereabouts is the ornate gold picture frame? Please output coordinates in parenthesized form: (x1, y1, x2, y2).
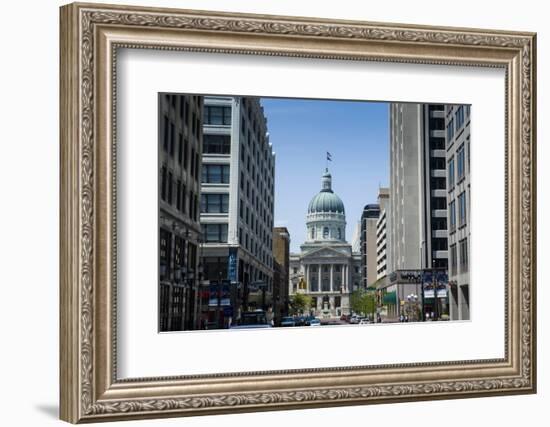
(60, 2, 536, 423)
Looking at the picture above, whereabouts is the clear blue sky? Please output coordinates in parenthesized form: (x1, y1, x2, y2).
(261, 98, 390, 252)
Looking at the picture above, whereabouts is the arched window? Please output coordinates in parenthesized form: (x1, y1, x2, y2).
(311, 227, 315, 239)
(323, 226, 329, 239)
(337, 228, 342, 239)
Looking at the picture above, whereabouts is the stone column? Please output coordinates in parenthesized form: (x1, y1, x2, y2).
(342, 264, 348, 292)
(330, 264, 334, 292)
(319, 264, 322, 291)
(305, 264, 309, 292)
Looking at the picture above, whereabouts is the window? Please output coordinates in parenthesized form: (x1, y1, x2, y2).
(310, 277, 318, 292)
(167, 172, 173, 205)
(338, 228, 342, 239)
(159, 228, 171, 281)
(204, 105, 232, 125)
(431, 197, 447, 210)
(160, 166, 167, 201)
(203, 134, 231, 154)
(449, 200, 456, 231)
(174, 236, 185, 283)
(201, 193, 229, 213)
(458, 191, 467, 226)
(169, 123, 175, 156)
(448, 157, 455, 188)
(430, 157, 446, 170)
(183, 138, 189, 170)
(450, 244, 457, 276)
(193, 193, 199, 221)
(455, 105, 465, 130)
(447, 118, 454, 143)
(162, 116, 169, 151)
(194, 151, 200, 180)
(181, 184, 186, 213)
(202, 224, 228, 243)
(177, 133, 183, 164)
(176, 180, 182, 211)
(323, 227, 329, 239)
(460, 238, 469, 272)
(457, 145, 465, 180)
(202, 164, 230, 184)
(311, 227, 315, 239)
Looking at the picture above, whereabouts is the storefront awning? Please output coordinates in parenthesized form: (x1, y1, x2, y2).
(383, 291, 397, 305)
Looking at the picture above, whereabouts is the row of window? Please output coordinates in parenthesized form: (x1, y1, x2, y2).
(160, 166, 199, 221)
(163, 94, 201, 140)
(202, 164, 230, 184)
(240, 171, 274, 222)
(159, 228, 198, 282)
(446, 105, 471, 144)
(447, 143, 468, 188)
(241, 147, 274, 196)
(202, 223, 228, 243)
(203, 134, 230, 154)
(239, 201, 272, 249)
(310, 226, 343, 240)
(238, 226, 272, 266)
(204, 105, 232, 126)
(162, 116, 200, 174)
(201, 193, 229, 213)
(449, 238, 469, 276)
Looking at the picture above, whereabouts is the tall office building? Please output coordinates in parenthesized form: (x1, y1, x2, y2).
(376, 188, 390, 282)
(199, 96, 276, 327)
(388, 103, 448, 272)
(384, 103, 449, 319)
(158, 93, 203, 331)
(351, 221, 361, 253)
(272, 227, 291, 323)
(360, 204, 380, 288)
(445, 104, 471, 320)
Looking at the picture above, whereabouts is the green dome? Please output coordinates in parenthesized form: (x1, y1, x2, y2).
(308, 191, 345, 214)
(308, 168, 345, 214)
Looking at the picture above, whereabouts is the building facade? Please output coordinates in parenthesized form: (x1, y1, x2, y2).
(384, 103, 450, 320)
(445, 104, 471, 320)
(360, 204, 380, 288)
(288, 169, 362, 318)
(199, 96, 276, 328)
(272, 227, 291, 324)
(158, 93, 203, 331)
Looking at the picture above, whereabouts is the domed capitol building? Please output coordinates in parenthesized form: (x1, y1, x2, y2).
(289, 169, 362, 318)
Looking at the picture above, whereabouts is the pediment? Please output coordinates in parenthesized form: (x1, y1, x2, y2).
(302, 245, 350, 259)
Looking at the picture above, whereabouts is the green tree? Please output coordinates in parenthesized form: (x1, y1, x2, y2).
(289, 293, 309, 315)
(350, 289, 376, 317)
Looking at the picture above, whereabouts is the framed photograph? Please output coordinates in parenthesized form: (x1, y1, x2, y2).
(60, 2, 537, 423)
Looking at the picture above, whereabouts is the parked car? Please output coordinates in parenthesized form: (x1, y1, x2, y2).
(349, 315, 359, 324)
(358, 318, 371, 325)
(294, 315, 307, 326)
(280, 316, 296, 327)
(230, 310, 272, 329)
(308, 318, 321, 326)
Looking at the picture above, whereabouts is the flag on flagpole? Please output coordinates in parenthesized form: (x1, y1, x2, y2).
(326, 151, 332, 161)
